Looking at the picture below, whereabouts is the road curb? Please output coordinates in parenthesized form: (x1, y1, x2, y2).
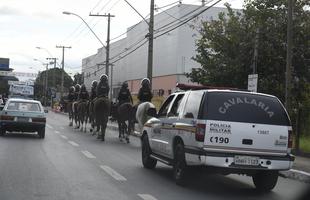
(279, 169, 310, 183)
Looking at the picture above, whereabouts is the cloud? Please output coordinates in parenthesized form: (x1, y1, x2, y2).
(0, 6, 25, 16)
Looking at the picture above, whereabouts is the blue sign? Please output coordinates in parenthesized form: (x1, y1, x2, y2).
(0, 58, 9, 70)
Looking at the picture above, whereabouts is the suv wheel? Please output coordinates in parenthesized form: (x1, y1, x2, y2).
(38, 128, 45, 139)
(141, 135, 157, 169)
(0, 128, 5, 136)
(174, 143, 188, 186)
(252, 171, 278, 192)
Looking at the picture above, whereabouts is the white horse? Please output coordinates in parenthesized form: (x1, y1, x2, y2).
(135, 102, 156, 132)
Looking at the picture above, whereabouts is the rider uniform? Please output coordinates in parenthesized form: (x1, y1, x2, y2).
(117, 81, 133, 105)
(138, 78, 153, 103)
(96, 74, 109, 98)
(78, 84, 89, 102)
(74, 84, 81, 101)
(68, 86, 76, 102)
(90, 80, 98, 101)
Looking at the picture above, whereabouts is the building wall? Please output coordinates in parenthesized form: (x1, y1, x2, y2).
(82, 4, 228, 98)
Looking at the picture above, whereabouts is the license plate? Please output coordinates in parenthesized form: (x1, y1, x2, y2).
(18, 117, 29, 122)
(234, 155, 259, 166)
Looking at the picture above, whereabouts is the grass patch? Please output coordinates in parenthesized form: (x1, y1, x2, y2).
(300, 135, 310, 153)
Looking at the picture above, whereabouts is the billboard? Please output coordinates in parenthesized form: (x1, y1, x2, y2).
(9, 84, 34, 96)
(0, 58, 9, 70)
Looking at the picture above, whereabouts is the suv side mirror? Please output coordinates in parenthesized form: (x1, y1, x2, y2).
(147, 107, 157, 118)
(44, 109, 48, 113)
(0, 105, 4, 111)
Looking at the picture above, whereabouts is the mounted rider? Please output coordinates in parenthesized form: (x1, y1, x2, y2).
(68, 86, 76, 102)
(90, 80, 98, 101)
(74, 84, 81, 101)
(96, 74, 109, 98)
(117, 81, 133, 105)
(78, 84, 89, 102)
(137, 78, 153, 103)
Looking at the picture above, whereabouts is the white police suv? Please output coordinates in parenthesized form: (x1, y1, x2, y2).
(141, 84, 294, 192)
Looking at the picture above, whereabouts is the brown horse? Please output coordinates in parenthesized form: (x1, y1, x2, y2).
(67, 101, 74, 126)
(88, 99, 96, 134)
(94, 97, 111, 141)
(111, 102, 135, 143)
(77, 100, 89, 132)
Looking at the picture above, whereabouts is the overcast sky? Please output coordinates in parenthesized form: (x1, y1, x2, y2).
(0, 0, 243, 79)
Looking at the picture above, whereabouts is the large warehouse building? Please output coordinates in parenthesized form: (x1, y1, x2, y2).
(82, 4, 228, 100)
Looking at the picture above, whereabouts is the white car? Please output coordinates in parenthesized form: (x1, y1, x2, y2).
(141, 86, 294, 192)
(0, 98, 47, 138)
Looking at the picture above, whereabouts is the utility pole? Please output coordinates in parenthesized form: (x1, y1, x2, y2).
(89, 13, 115, 99)
(285, 0, 293, 110)
(147, 0, 155, 88)
(47, 57, 57, 108)
(56, 45, 71, 99)
(202, 0, 206, 6)
(44, 63, 49, 106)
(46, 58, 58, 87)
(253, 28, 259, 74)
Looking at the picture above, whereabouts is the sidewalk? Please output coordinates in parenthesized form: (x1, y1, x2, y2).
(52, 110, 310, 183)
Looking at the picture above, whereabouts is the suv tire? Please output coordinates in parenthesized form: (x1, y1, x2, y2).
(38, 128, 45, 139)
(252, 171, 278, 192)
(142, 135, 157, 169)
(174, 143, 188, 186)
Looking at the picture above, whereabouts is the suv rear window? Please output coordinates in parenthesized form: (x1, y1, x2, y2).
(203, 91, 290, 126)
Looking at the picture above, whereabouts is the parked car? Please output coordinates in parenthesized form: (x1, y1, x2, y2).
(0, 98, 47, 138)
(141, 85, 294, 192)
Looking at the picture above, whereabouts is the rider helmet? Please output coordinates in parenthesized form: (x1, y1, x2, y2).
(69, 86, 75, 93)
(100, 74, 108, 83)
(141, 78, 150, 87)
(91, 80, 98, 88)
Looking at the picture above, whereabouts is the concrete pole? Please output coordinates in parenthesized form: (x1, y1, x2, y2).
(285, 0, 293, 110)
(147, 0, 155, 88)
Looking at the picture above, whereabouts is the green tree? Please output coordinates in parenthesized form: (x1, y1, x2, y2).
(34, 68, 73, 101)
(188, 0, 310, 105)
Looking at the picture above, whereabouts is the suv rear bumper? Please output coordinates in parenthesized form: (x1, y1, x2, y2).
(185, 146, 294, 171)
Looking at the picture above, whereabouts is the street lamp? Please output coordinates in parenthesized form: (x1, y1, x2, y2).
(62, 11, 106, 48)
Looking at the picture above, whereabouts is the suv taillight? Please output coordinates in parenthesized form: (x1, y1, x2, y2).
(195, 123, 206, 142)
(288, 130, 293, 148)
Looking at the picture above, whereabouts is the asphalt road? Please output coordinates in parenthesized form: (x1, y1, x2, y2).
(0, 111, 309, 200)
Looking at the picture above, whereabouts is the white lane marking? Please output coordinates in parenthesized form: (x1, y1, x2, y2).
(60, 127, 65, 130)
(60, 135, 68, 139)
(81, 150, 96, 159)
(100, 165, 127, 181)
(46, 124, 53, 129)
(68, 141, 79, 147)
(54, 131, 60, 134)
(138, 194, 158, 200)
(290, 169, 310, 177)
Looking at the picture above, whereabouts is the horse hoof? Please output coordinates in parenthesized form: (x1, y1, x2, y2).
(96, 135, 101, 139)
(101, 137, 105, 141)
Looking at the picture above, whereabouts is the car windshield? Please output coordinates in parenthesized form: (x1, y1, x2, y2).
(6, 101, 41, 112)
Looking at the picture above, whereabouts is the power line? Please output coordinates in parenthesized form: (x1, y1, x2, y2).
(154, 0, 222, 39)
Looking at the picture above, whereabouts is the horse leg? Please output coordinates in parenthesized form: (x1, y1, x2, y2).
(117, 120, 122, 141)
(124, 122, 129, 143)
